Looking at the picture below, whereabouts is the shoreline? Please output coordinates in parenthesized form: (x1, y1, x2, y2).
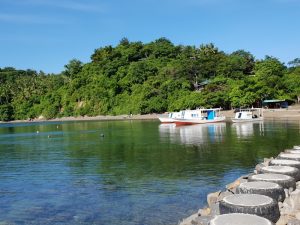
(2, 108, 300, 124)
(0, 114, 159, 124)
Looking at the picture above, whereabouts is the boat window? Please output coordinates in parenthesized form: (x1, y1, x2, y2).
(238, 113, 242, 118)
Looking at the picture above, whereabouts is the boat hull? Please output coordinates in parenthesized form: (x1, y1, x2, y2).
(174, 116, 226, 125)
(158, 112, 183, 123)
(232, 117, 263, 123)
(158, 118, 175, 123)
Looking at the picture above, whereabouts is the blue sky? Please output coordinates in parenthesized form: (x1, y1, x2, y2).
(0, 0, 299, 73)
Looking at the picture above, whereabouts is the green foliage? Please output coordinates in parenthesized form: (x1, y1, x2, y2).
(42, 104, 59, 119)
(0, 104, 13, 121)
(253, 56, 286, 100)
(283, 67, 300, 99)
(0, 39, 299, 121)
(231, 50, 255, 75)
(288, 58, 300, 67)
(63, 59, 83, 79)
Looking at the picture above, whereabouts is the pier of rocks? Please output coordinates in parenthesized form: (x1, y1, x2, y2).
(179, 146, 300, 225)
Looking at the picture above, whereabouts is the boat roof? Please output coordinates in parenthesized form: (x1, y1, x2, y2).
(195, 108, 222, 112)
(235, 108, 262, 112)
(179, 108, 223, 112)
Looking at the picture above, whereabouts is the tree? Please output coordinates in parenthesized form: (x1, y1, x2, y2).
(196, 43, 225, 79)
(63, 59, 83, 79)
(0, 104, 13, 121)
(0, 39, 296, 119)
(230, 50, 255, 75)
(217, 50, 255, 79)
(283, 67, 300, 102)
(119, 37, 130, 46)
(288, 58, 300, 67)
(254, 56, 286, 99)
(144, 37, 179, 59)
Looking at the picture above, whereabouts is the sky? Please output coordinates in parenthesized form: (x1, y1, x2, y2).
(0, 0, 299, 74)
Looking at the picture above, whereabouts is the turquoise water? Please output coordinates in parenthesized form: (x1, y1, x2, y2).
(0, 120, 300, 225)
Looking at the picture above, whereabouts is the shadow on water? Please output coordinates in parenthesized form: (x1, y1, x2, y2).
(0, 120, 300, 224)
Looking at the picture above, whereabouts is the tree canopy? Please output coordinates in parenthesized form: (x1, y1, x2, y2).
(0, 38, 299, 121)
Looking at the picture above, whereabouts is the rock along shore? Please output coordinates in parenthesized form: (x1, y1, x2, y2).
(178, 146, 300, 225)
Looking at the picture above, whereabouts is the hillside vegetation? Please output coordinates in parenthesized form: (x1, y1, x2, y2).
(1, 38, 300, 121)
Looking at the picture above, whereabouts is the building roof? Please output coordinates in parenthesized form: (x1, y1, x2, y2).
(262, 99, 286, 103)
(199, 80, 210, 86)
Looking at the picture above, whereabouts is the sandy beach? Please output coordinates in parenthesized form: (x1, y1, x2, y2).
(0, 114, 159, 124)
(2, 105, 300, 124)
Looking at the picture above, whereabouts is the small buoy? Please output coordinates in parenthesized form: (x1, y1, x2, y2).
(48, 135, 51, 138)
(56, 125, 59, 129)
(100, 133, 104, 137)
(36, 130, 39, 133)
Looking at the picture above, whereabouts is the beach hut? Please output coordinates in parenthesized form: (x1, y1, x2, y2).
(262, 100, 289, 109)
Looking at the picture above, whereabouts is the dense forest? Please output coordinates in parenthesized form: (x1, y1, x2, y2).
(1, 37, 300, 121)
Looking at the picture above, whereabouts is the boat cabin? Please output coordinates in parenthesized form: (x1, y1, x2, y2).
(168, 112, 182, 119)
(234, 108, 262, 120)
(181, 108, 222, 120)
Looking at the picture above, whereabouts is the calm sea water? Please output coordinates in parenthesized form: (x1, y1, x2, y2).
(0, 119, 300, 225)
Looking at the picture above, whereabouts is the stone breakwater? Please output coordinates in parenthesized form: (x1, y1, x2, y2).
(179, 146, 300, 225)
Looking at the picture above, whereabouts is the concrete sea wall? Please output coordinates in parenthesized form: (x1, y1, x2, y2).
(179, 146, 300, 225)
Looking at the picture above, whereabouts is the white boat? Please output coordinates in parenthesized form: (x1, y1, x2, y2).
(173, 108, 226, 125)
(232, 108, 263, 123)
(158, 111, 182, 123)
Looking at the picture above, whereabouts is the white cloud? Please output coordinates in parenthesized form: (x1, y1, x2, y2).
(0, 13, 68, 24)
(164, 0, 233, 6)
(272, 0, 299, 2)
(3, 0, 107, 13)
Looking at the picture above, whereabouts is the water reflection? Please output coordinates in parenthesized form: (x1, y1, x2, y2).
(232, 121, 264, 138)
(1, 120, 300, 225)
(159, 123, 226, 145)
